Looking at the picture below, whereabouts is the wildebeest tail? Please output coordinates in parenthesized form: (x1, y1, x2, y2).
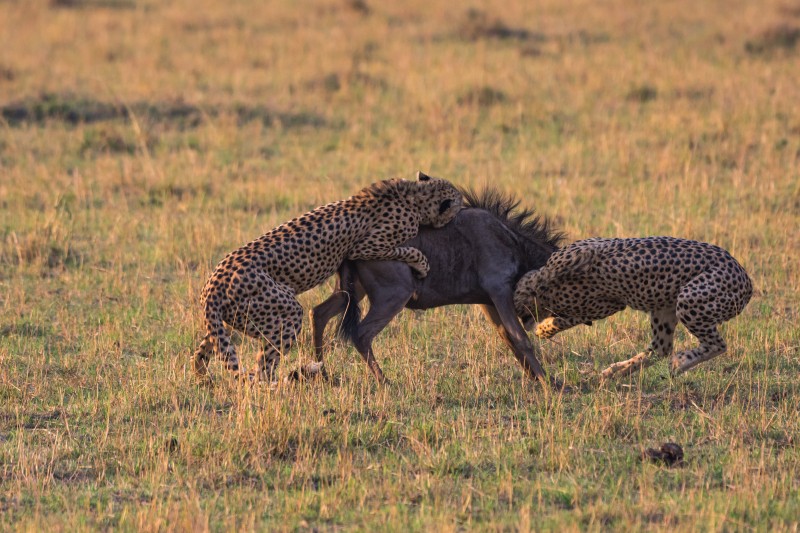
(337, 261, 362, 345)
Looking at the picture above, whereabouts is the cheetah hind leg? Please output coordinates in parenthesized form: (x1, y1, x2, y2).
(670, 323, 727, 375)
(253, 346, 281, 383)
(601, 308, 678, 380)
(670, 324, 727, 375)
(671, 270, 745, 375)
(215, 274, 304, 384)
(250, 295, 304, 383)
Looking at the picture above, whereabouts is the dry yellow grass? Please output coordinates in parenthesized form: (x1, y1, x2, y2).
(1, 0, 799, 530)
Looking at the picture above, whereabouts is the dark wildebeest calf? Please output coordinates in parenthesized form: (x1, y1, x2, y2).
(310, 189, 564, 386)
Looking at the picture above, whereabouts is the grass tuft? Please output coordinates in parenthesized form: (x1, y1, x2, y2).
(626, 85, 659, 103)
(455, 8, 543, 42)
(745, 24, 800, 54)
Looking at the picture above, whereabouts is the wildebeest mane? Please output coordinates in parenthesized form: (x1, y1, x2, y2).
(460, 187, 564, 250)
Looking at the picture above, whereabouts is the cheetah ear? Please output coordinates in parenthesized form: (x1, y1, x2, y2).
(417, 171, 431, 182)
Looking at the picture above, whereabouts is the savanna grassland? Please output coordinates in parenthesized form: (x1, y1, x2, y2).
(1, 0, 799, 530)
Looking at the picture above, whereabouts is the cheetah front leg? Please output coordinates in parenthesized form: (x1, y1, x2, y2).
(601, 308, 678, 380)
(528, 296, 625, 340)
(534, 316, 591, 339)
(348, 245, 430, 278)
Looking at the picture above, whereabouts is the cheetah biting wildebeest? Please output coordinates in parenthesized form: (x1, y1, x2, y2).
(192, 172, 463, 382)
(513, 237, 753, 378)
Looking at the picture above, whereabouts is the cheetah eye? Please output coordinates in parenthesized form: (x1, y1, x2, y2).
(438, 199, 453, 215)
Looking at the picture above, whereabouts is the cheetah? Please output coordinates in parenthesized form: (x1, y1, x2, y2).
(192, 172, 463, 382)
(513, 237, 753, 378)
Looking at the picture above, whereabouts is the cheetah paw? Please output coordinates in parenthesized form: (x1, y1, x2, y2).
(600, 353, 648, 380)
(411, 262, 429, 279)
(669, 357, 696, 376)
(534, 318, 558, 339)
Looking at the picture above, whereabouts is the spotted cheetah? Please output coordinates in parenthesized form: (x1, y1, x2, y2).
(514, 237, 752, 377)
(192, 172, 463, 382)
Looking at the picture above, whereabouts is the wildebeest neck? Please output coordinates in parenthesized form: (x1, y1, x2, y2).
(403, 208, 553, 309)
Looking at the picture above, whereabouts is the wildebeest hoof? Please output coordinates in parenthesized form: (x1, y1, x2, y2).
(643, 442, 684, 466)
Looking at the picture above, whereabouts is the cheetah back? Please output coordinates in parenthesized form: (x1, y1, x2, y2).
(542, 236, 750, 312)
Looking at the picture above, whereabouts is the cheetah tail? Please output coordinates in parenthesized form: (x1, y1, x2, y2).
(203, 298, 240, 373)
(337, 261, 363, 345)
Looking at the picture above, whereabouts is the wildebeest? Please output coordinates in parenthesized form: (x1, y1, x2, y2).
(310, 188, 564, 386)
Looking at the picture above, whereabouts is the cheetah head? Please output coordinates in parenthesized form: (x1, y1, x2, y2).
(517, 298, 552, 331)
(414, 171, 463, 228)
(513, 270, 552, 330)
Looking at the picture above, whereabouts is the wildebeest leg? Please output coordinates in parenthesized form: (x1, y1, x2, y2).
(309, 291, 347, 380)
(306, 262, 365, 381)
(310, 287, 365, 380)
(353, 292, 412, 385)
(479, 302, 549, 385)
(348, 262, 417, 384)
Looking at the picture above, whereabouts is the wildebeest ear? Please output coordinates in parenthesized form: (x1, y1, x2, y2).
(417, 171, 431, 182)
(438, 199, 453, 215)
